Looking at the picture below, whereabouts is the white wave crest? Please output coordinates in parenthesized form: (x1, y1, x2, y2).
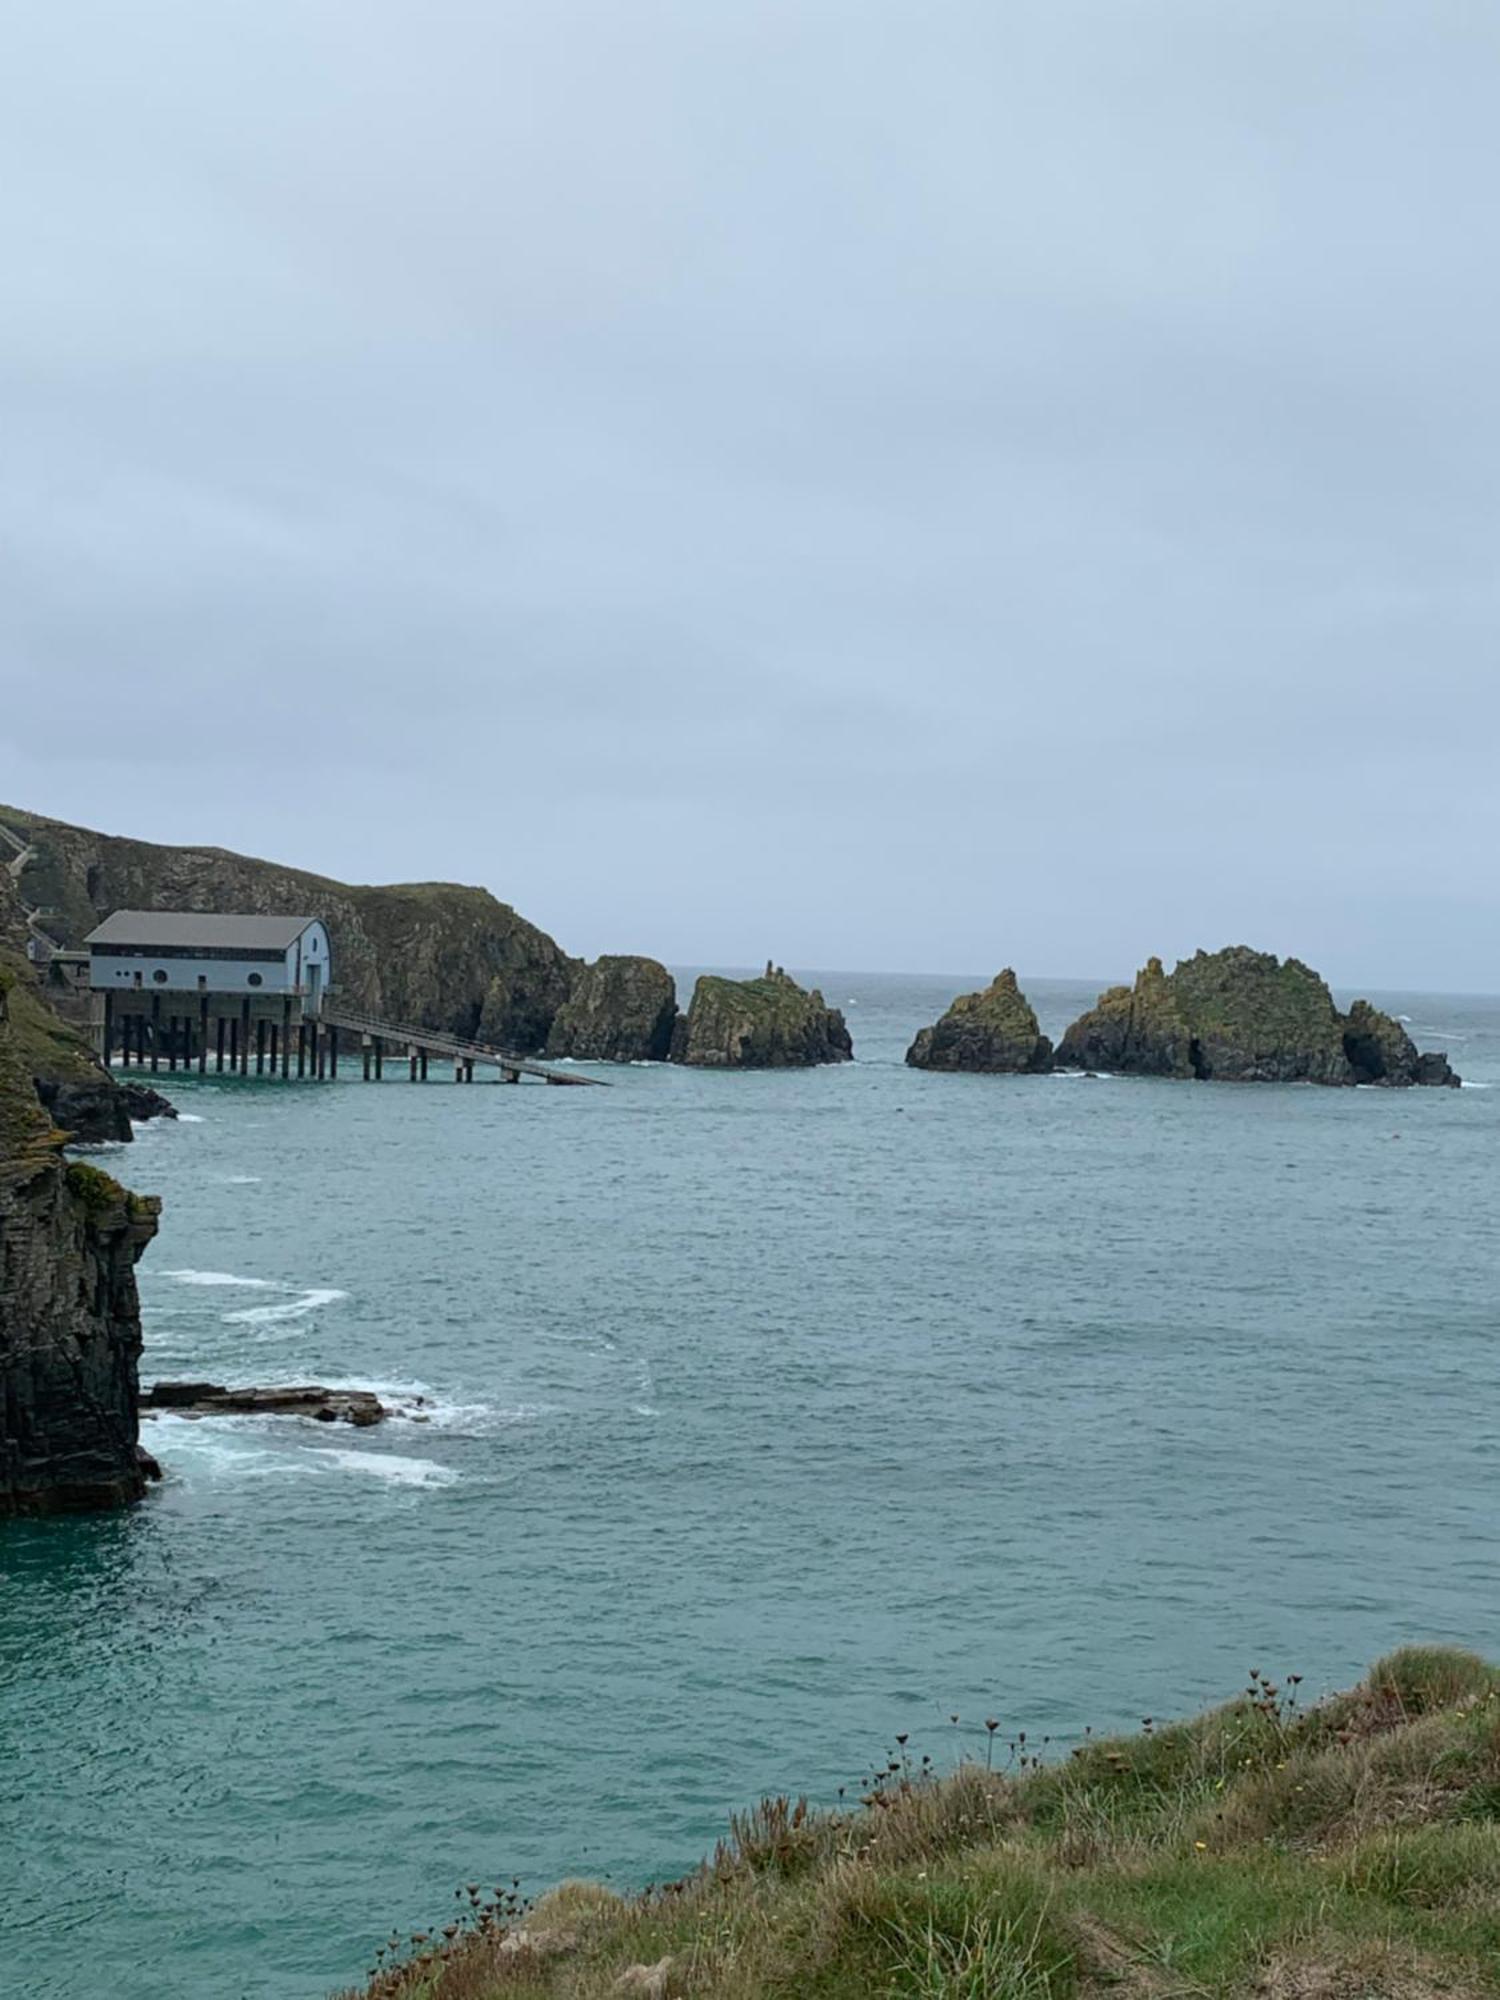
(222, 1288, 348, 1327)
(158, 1269, 276, 1289)
(309, 1449, 457, 1487)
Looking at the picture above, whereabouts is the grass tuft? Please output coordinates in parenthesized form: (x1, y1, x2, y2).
(338, 1649, 1500, 2000)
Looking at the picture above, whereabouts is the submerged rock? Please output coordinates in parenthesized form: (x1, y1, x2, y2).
(142, 1382, 388, 1426)
(670, 965, 853, 1068)
(0, 972, 160, 1515)
(546, 956, 678, 1063)
(1056, 948, 1461, 1087)
(905, 969, 1053, 1073)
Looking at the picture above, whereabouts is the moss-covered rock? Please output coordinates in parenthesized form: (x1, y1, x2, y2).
(670, 965, 853, 1068)
(546, 957, 678, 1063)
(1057, 948, 1462, 1087)
(905, 969, 1053, 1073)
(1053, 955, 1196, 1076)
(1167, 946, 1351, 1083)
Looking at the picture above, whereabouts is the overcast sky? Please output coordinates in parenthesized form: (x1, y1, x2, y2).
(1, 3, 1496, 988)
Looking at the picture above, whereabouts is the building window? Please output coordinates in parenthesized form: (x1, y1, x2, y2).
(247, 972, 264, 987)
(152, 969, 169, 984)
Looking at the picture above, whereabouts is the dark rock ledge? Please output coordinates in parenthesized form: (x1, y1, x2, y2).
(142, 1382, 394, 1427)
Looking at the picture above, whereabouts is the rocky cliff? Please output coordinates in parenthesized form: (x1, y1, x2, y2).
(0, 868, 172, 1141)
(1, 804, 579, 1053)
(1055, 947, 1461, 1087)
(0, 971, 160, 1515)
(905, 969, 1053, 1073)
(670, 965, 853, 1068)
(546, 956, 678, 1063)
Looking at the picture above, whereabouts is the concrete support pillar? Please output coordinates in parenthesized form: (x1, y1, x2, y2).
(199, 997, 210, 1076)
(150, 993, 161, 1073)
(374, 1038, 383, 1080)
(362, 1037, 372, 1082)
(281, 999, 292, 1079)
(215, 1016, 226, 1073)
(408, 1045, 418, 1082)
(239, 998, 251, 1076)
(100, 992, 114, 1067)
(255, 1017, 266, 1076)
(328, 1025, 339, 1079)
(419, 1048, 428, 1081)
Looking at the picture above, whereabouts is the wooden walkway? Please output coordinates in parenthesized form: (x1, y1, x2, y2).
(319, 1003, 604, 1086)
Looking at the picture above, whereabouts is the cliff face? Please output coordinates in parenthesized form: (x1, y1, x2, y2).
(0, 974, 160, 1515)
(906, 969, 1053, 1073)
(671, 966, 853, 1068)
(1, 805, 579, 1053)
(546, 957, 678, 1062)
(1056, 948, 1461, 1087)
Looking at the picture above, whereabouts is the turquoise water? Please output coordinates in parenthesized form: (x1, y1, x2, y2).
(3, 970, 1498, 1999)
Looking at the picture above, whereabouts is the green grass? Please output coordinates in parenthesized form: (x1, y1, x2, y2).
(340, 1650, 1500, 2000)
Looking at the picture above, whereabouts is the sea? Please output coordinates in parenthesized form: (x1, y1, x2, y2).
(2, 969, 1497, 1999)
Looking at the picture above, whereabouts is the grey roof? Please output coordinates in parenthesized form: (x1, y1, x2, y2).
(85, 910, 320, 950)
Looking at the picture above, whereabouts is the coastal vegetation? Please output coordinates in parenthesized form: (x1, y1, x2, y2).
(346, 1647, 1500, 2000)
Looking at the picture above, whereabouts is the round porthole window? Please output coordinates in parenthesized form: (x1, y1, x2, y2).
(247, 972, 264, 987)
(152, 969, 168, 984)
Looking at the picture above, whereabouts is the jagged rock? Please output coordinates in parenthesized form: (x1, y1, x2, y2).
(670, 965, 853, 1068)
(1414, 1050, 1461, 1088)
(0, 802, 579, 1055)
(905, 969, 1053, 1073)
(1057, 949, 1461, 1087)
(0, 972, 160, 1514)
(1053, 956, 1195, 1077)
(546, 956, 678, 1062)
(141, 1382, 387, 1426)
(1341, 1000, 1460, 1088)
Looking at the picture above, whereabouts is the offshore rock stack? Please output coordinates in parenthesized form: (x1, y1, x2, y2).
(907, 947, 1461, 1088)
(670, 964, 853, 1069)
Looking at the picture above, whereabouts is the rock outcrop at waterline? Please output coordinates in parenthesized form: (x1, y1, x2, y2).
(546, 956, 678, 1063)
(905, 969, 1053, 1073)
(1052, 948, 1460, 1087)
(671, 965, 853, 1068)
(142, 1382, 390, 1426)
(1341, 999, 1460, 1088)
(0, 972, 160, 1514)
(1, 871, 172, 1140)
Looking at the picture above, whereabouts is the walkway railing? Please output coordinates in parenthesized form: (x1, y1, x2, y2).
(319, 1003, 605, 1085)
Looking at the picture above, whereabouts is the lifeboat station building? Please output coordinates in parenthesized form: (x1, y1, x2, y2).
(85, 910, 333, 1075)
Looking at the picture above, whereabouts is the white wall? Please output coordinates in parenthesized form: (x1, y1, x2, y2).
(90, 952, 296, 994)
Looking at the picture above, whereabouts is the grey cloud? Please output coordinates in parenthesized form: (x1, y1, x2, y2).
(1, 1, 1497, 985)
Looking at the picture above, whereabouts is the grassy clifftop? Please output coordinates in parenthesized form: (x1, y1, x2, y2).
(349, 1648, 1500, 2000)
